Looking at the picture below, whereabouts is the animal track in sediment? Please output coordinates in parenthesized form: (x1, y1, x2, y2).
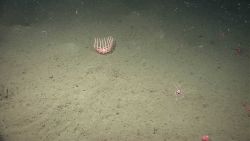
(6, 93, 68, 135)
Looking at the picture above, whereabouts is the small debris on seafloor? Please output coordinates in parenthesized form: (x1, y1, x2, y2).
(49, 75, 53, 79)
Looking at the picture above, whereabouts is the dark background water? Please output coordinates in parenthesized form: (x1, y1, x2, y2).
(0, 0, 249, 26)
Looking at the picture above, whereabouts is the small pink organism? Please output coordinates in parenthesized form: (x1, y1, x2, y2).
(175, 84, 184, 101)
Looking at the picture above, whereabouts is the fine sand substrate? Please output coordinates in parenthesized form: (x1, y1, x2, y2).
(0, 1, 249, 141)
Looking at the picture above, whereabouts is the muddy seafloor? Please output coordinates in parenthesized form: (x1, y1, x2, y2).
(0, 1, 249, 141)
